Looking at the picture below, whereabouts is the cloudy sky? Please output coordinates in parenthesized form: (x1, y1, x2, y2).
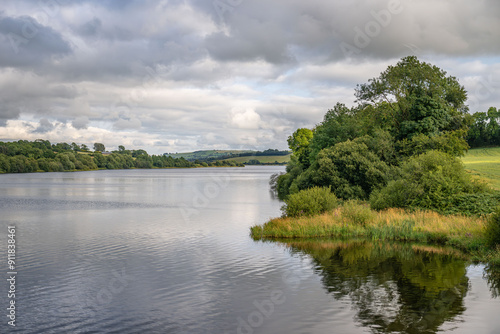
(0, 0, 499, 154)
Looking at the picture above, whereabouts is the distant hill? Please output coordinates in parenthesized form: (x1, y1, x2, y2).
(165, 149, 291, 164)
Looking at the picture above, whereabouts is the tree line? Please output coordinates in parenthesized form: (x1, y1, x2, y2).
(467, 107, 500, 147)
(275, 56, 499, 216)
(0, 140, 243, 173)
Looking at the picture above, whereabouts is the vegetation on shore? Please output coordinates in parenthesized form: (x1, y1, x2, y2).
(255, 56, 500, 265)
(250, 201, 500, 264)
(224, 154, 291, 165)
(165, 148, 290, 164)
(0, 140, 243, 173)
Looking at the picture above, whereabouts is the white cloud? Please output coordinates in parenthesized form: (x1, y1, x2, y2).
(229, 108, 262, 129)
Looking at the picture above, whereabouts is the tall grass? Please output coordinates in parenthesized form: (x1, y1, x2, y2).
(251, 206, 485, 240)
(250, 202, 500, 263)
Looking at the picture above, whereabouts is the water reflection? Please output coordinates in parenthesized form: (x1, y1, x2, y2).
(484, 264, 500, 298)
(284, 240, 470, 334)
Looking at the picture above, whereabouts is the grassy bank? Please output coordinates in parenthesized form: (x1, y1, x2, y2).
(251, 203, 500, 264)
(223, 154, 291, 164)
(462, 147, 500, 190)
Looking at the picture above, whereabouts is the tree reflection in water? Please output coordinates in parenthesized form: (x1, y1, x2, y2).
(484, 264, 500, 298)
(284, 240, 470, 334)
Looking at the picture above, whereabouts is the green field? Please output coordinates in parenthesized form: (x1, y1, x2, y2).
(165, 150, 254, 160)
(462, 147, 500, 189)
(223, 154, 291, 164)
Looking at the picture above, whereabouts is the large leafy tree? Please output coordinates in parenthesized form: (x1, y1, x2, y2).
(275, 56, 475, 201)
(355, 56, 468, 140)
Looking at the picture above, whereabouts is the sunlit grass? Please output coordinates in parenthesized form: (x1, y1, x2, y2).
(223, 154, 291, 163)
(462, 147, 500, 189)
(251, 206, 486, 240)
(250, 202, 500, 263)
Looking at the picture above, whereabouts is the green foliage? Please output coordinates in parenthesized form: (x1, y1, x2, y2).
(370, 150, 493, 214)
(0, 154, 10, 172)
(291, 138, 392, 200)
(282, 186, 338, 217)
(355, 56, 468, 141)
(288, 128, 314, 167)
(467, 107, 500, 147)
(0, 139, 243, 173)
(309, 103, 363, 163)
(276, 57, 473, 209)
(486, 208, 500, 247)
(93, 142, 105, 152)
(275, 156, 303, 199)
(398, 130, 469, 158)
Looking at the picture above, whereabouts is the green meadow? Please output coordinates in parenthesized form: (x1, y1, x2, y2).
(223, 154, 291, 164)
(462, 147, 500, 189)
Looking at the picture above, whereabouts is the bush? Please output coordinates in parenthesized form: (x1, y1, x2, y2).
(486, 208, 500, 247)
(282, 186, 338, 217)
(370, 150, 492, 214)
(289, 138, 393, 200)
(341, 200, 376, 226)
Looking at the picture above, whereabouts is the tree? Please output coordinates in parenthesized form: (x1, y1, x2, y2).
(309, 103, 365, 163)
(355, 56, 468, 140)
(93, 142, 105, 152)
(290, 138, 392, 200)
(118, 145, 126, 152)
(71, 142, 81, 152)
(81, 144, 89, 152)
(287, 128, 313, 167)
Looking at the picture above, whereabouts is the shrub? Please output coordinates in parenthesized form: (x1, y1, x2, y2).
(282, 186, 338, 217)
(370, 150, 493, 214)
(341, 200, 376, 226)
(486, 208, 500, 247)
(289, 138, 393, 200)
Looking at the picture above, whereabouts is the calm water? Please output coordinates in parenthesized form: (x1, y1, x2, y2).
(1, 166, 499, 334)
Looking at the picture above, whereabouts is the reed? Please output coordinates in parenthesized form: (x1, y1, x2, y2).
(250, 202, 500, 263)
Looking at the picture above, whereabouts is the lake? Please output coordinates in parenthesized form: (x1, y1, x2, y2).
(1, 166, 499, 333)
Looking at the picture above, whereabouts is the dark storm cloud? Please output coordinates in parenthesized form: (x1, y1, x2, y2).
(0, 12, 71, 68)
(72, 116, 89, 129)
(32, 118, 55, 133)
(198, 0, 500, 63)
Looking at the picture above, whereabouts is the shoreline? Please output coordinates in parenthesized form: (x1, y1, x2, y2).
(251, 205, 500, 265)
(0, 165, 256, 175)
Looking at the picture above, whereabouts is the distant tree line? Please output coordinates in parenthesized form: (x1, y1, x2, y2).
(0, 140, 243, 173)
(237, 149, 290, 158)
(467, 107, 500, 147)
(174, 148, 290, 163)
(245, 159, 288, 166)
